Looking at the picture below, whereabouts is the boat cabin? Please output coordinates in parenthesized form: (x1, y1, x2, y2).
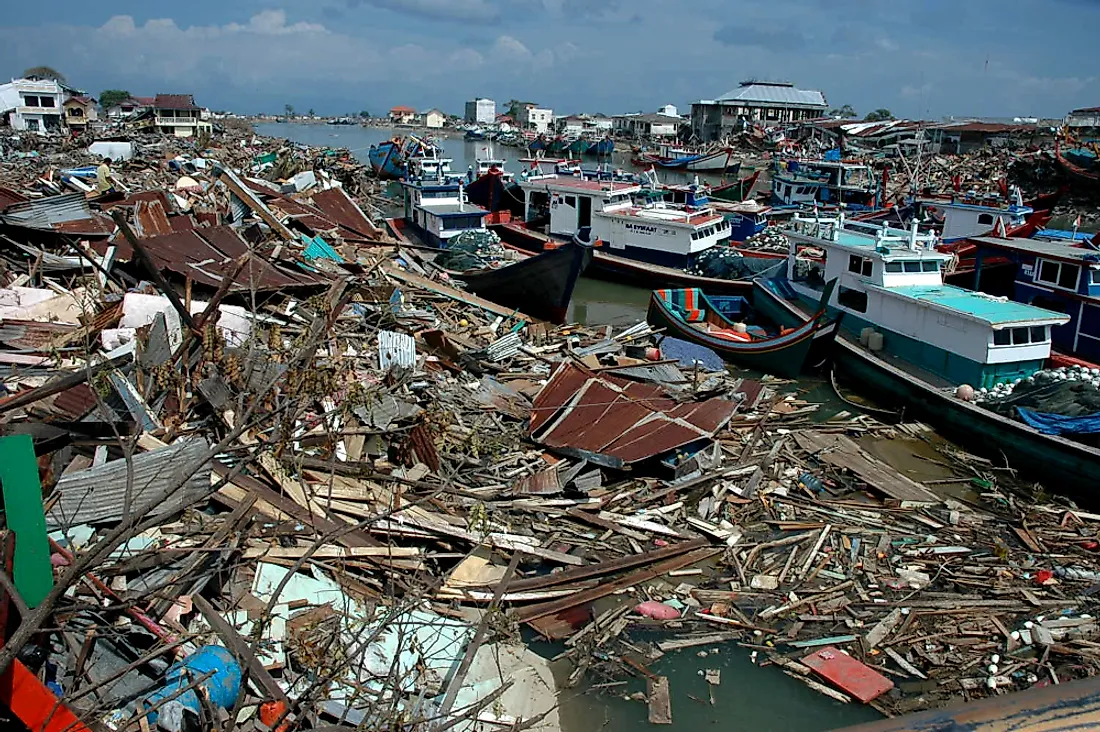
(515, 174, 731, 268)
(919, 194, 1032, 243)
(408, 153, 456, 182)
(782, 213, 1069, 388)
(400, 180, 489, 248)
(971, 236, 1100, 363)
(771, 158, 877, 208)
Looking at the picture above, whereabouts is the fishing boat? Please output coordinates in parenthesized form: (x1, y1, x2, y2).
(566, 138, 590, 157)
(387, 182, 592, 324)
(586, 137, 615, 157)
(637, 147, 739, 173)
(771, 157, 878, 208)
(647, 279, 840, 377)
(755, 211, 1100, 495)
(464, 127, 488, 141)
(968, 235, 1100, 364)
(1055, 141, 1100, 188)
(368, 139, 405, 180)
(708, 170, 762, 202)
(495, 173, 775, 295)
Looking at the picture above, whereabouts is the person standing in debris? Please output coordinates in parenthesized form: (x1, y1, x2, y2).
(96, 157, 116, 195)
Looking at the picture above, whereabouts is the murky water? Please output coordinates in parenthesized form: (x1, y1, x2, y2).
(254, 122, 744, 187)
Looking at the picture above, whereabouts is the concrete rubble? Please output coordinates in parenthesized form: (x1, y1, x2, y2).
(0, 122, 1098, 731)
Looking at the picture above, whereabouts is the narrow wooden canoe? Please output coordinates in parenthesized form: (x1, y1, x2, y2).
(646, 278, 838, 378)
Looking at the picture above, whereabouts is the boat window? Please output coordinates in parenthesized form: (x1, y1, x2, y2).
(1058, 263, 1080, 290)
(1012, 328, 1030, 345)
(903, 261, 922, 273)
(1031, 326, 1048, 342)
(885, 262, 903, 273)
(1037, 259, 1059, 284)
(978, 213, 995, 226)
(1092, 269, 1100, 285)
(565, 196, 577, 207)
(922, 261, 940, 272)
(1036, 258, 1079, 289)
(837, 286, 868, 313)
(993, 329, 1011, 346)
(848, 255, 872, 276)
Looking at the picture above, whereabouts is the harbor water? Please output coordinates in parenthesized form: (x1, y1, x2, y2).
(256, 121, 1019, 731)
(255, 122, 746, 188)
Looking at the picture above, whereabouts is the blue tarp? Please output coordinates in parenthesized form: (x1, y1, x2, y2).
(659, 336, 726, 372)
(1017, 407, 1100, 435)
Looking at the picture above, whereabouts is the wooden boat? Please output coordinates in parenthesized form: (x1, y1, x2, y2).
(708, 170, 761, 202)
(586, 138, 615, 156)
(647, 279, 839, 377)
(1055, 141, 1100, 188)
(387, 218, 592, 324)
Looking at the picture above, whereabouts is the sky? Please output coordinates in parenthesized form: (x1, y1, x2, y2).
(2, 0, 1097, 120)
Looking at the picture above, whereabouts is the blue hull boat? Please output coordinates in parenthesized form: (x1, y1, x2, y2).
(368, 141, 406, 180)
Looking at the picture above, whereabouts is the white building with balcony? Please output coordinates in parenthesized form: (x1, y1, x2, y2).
(0, 78, 65, 132)
(150, 94, 212, 137)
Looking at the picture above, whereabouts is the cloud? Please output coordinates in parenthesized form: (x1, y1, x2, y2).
(344, 0, 500, 22)
(714, 24, 806, 51)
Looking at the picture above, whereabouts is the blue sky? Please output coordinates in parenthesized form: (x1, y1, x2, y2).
(2, 0, 1097, 119)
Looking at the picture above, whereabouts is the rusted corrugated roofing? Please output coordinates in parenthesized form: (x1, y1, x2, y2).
(133, 199, 174, 238)
(169, 214, 196, 232)
(0, 185, 29, 211)
(154, 94, 199, 110)
(94, 225, 329, 292)
(310, 188, 382, 238)
(529, 364, 737, 467)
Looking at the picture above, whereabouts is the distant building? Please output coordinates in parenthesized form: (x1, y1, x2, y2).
(614, 112, 681, 139)
(520, 105, 553, 134)
(104, 96, 154, 120)
(557, 115, 586, 136)
(389, 105, 418, 125)
(692, 80, 827, 140)
(149, 94, 212, 137)
(0, 78, 65, 132)
(1066, 106, 1100, 130)
(658, 104, 678, 117)
(63, 95, 98, 130)
(423, 109, 446, 129)
(465, 98, 495, 124)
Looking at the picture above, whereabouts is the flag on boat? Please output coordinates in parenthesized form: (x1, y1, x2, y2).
(1074, 214, 1082, 228)
(994, 217, 1008, 237)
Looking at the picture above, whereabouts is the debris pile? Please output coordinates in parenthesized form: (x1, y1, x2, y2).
(1, 123, 1100, 731)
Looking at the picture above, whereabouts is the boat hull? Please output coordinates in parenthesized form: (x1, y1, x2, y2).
(459, 239, 592, 324)
(646, 281, 836, 378)
(493, 223, 754, 296)
(368, 142, 405, 180)
(756, 276, 1100, 498)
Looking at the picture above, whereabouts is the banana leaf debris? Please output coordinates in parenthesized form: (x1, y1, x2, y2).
(0, 125, 1100, 731)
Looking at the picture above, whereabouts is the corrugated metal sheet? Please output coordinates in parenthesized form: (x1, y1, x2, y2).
(310, 187, 382, 238)
(133, 199, 174, 238)
(717, 81, 827, 108)
(0, 320, 77, 350)
(93, 225, 329, 291)
(46, 438, 212, 528)
(0, 193, 94, 229)
(378, 330, 416, 370)
(529, 363, 737, 466)
(0, 185, 29, 211)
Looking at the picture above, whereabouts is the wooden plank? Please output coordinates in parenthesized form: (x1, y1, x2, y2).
(515, 547, 720, 623)
(865, 608, 905, 650)
(504, 538, 708, 593)
(242, 545, 422, 560)
(0, 435, 53, 608)
(792, 432, 939, 504)
(191, 594, 288, 703)
(647, 676, 672, 725)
